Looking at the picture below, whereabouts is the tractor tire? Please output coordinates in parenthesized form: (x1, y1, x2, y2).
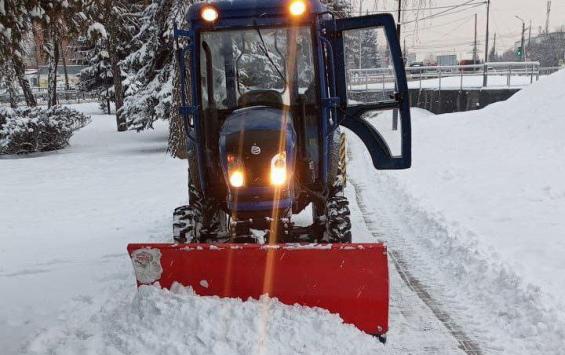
(325, 131, 352, 243)
(181, 145, 227, 242)
(326, 195, 352, 243)
(174, 183, 227, 243)
(173, 147, 203, 243)
(173, 205, 198, 243)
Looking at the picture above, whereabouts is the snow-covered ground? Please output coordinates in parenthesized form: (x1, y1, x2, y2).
(0, 104, 187, 354)
(0, 103, 466, 354)
(1, 70, 565, 354)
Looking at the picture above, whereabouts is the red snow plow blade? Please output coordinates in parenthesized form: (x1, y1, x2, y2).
(127, 243, 389, 336)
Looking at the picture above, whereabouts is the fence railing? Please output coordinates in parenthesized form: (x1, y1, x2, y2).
(0, 88, 99, 106)
(348, 62, 561, 92)
(538, 66, 562, 76)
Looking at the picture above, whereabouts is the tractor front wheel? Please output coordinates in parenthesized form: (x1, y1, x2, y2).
(326, 194, 352, 243)
(173, 205, 199, 243)
(314, 130, 352, 243)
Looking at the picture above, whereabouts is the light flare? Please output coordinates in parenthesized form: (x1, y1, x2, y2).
(259, 27, 301, 354)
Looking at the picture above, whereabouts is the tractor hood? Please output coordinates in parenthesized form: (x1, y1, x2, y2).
(219, 106, 297, 213)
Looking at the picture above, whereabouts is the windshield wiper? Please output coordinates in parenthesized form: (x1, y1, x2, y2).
(254, 25, 287, 87)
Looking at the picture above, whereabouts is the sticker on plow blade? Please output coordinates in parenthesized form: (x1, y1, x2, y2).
(127, 243, 389, 336)
(130, 248, 163, 284)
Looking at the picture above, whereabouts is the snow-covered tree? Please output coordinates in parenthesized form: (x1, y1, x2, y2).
(167, 1, 191, 159)
(30, 0, 87, 108)
(80, 31, 112, 93)
(120, 0, 181, 131)
(345, 28, 385, 69)
(0, 61, 19, 108)
(0, 0, 37, 107)
(81, 0, 144, 131)
(526, 31, 565, 67)
(322, 0, 351, 18)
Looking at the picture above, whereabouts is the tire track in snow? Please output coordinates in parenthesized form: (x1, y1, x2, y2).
(349, 174, 482, 355)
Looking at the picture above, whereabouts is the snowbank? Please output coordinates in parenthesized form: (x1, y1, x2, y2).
(341, 70, 565, 353)
(0, 105, 90, 154)
(29, 284, 382, 355)
(388, 70, 565, 323)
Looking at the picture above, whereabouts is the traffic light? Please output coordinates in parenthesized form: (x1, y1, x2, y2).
(516, 46, 523, 58)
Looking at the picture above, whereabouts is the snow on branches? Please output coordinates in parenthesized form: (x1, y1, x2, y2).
(120, 0, 177, 131)
(0, 106, 91, 154)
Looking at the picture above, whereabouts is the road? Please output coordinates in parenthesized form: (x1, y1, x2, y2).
(344, 144, 480, 354)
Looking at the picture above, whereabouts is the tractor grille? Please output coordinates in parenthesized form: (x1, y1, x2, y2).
(227, 130, 281, 187)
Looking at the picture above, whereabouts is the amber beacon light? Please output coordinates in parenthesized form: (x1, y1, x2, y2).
(201, 6, 219, 22)
(289, 0, 307, 16)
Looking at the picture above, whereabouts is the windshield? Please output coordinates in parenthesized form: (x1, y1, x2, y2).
(200, 26, 316, 110)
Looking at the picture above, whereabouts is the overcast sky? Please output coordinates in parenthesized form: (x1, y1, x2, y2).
(352, 0, 565, 61)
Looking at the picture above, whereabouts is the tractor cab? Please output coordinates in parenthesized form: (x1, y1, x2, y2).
(175, 0, 411, 232)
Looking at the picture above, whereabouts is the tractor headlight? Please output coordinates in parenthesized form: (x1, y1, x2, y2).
(227, 154, 244, 187)
(229, 169, 245, 188)
(270, 152, 287, 186)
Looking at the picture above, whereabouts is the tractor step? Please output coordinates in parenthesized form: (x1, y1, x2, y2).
(127, 242, 389, 336)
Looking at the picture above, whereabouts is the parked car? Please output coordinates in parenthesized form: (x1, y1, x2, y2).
(408, 62, 425, 74)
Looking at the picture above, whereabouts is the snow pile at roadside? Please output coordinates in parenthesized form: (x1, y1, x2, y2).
(377, 69, 565, 349)
(398, 69, 565, 303)
(29, 284, 382, 355)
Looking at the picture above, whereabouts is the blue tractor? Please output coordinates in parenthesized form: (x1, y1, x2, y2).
(129, 0, 411, 339)
(172, 0, 411, 244)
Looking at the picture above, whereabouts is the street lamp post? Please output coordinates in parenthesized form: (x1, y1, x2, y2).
(482, 0, 491, 87)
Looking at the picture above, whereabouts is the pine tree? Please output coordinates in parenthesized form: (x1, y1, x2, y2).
(80, 32, 112, 93)
(121, 0, 170, 130)
(81, 0, 144, 131)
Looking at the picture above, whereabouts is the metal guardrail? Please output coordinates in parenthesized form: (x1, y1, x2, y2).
(348, 62, 561, 92)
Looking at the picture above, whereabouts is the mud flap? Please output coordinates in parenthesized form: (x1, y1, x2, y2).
(127, 243, 389, 336)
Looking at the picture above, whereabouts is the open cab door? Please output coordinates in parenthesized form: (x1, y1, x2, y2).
(323, 14, 411, 169)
